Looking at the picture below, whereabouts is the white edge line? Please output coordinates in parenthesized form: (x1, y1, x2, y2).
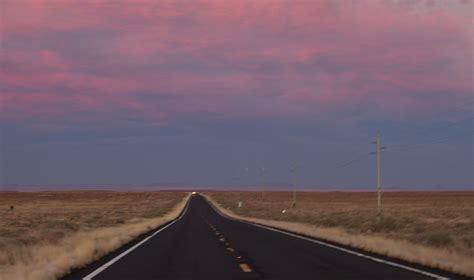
(82, 197, 191, 280)
(204, 196, 450, 280)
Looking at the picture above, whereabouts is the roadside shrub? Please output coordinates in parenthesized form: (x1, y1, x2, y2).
(412, 230, 454, 247)
(370, 216, 399, 232)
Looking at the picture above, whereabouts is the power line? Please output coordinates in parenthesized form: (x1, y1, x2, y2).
(388, 129, 473, 152)
(386, 116, 473, 148)
(335, 122, 472, 169)
(336, 153, 373, 168)
(442, 116, 474, 128)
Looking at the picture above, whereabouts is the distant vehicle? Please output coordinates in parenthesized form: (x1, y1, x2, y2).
(192, 192, 197, 195)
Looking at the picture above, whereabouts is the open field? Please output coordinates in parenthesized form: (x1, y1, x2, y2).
(205, 191, 474, 276)
(0, 191, 187, 280)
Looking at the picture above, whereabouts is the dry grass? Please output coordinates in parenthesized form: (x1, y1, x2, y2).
(205, 191, 474, 276)
(0, 191, 188, 280)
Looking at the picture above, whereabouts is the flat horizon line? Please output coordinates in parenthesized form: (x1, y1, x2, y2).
(0, 184, 472, 192)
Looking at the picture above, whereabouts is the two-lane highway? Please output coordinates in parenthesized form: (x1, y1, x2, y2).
(64, 194, 465, 280)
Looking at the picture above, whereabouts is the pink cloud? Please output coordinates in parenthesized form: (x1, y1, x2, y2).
(0, 0, 471, 129)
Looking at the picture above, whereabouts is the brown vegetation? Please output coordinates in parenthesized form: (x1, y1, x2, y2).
(205, 191, 473, 276)
(0, 191, 187, 280)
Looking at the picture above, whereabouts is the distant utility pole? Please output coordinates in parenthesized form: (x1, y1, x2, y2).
(374, 130, 385, 216)
(244, 167, 249, 188)
(289, 164, 298, 207)
(259, 167, 266, 201)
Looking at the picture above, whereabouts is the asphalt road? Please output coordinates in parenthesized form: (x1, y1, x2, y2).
(64, 194, 466, 280)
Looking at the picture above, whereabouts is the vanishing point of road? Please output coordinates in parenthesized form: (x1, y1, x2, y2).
(64, 194, 467, 280)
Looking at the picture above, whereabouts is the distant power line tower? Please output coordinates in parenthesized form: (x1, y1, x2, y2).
(259, 167, 267, 201)
(372, 130, 385, 216)
(289, 163, 300, 207)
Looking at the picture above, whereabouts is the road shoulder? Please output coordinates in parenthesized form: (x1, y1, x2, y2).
(203, 194, 472, 278)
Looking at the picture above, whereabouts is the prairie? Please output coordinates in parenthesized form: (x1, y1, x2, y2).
(0, 191, 187, 280)
(205, 191, 473, 276)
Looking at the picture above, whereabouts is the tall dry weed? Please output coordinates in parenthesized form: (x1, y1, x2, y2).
(0, 194, 189, 280)
(204, 193, 473, 277)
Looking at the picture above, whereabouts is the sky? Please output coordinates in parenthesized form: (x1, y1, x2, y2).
(0, 0, 472, 190)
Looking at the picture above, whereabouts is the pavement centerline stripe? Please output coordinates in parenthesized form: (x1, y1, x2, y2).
(239, 263, 253, 272)
(204, 195, 451, 280)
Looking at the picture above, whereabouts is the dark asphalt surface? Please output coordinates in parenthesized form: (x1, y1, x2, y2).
(64, 194, 466, 280)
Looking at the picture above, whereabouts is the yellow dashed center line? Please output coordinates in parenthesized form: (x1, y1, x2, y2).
(239, 263, 253, 272)
(208, 225, 254, 274)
